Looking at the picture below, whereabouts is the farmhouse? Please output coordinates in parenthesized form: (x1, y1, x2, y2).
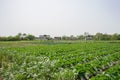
(85, 35, 93, 40)
(54, 37, 62, 40)
(39, 35, 51, 40)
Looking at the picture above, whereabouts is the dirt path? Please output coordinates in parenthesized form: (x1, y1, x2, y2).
(0, 73, 3, 80)
(89, 60, 120, 80)
(0, 76, 3, 80)
(0, 62, 3, 80)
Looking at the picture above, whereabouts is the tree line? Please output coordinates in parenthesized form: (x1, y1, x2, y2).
(0, 33, 35, 41)
(0, 32, 120, 41)
(62, 32, 120, 40)
(93, 33, 120, 40)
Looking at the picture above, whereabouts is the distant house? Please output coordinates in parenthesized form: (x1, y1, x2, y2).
(39, 35, 51, 40)
(85, 35, 93, 40)
(54, 37, 62, 40)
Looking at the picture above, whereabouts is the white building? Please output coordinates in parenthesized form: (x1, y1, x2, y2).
(39, 35, 51, 40)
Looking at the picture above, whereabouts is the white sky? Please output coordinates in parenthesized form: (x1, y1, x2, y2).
(0, 0, 120, 37)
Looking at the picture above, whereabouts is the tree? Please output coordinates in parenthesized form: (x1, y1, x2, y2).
(26, 34, 35, 40)
(94, 33, 103, 40)
(111, 33, 120, 40)
(15, 33, 22, 40)
(22, 33, 27, 38)
(18, 33, 22, 37)
(0, 37, 7, 41)
(70, 35, 77, 40)
(102, 34, 111, 40)
(77, 35, 84, 40)
(62, 35, 68, 40)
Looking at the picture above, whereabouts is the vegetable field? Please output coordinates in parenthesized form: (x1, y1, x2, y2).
(0, 41, 120, 80)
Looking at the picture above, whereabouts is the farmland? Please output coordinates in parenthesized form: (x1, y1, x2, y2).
(0, 40, 120, 80)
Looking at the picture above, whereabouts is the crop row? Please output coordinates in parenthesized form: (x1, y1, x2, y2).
(90, 61, 120, 80)
(75, 52, 120, 80)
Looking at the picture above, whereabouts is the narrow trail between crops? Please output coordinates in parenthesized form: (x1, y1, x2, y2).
(89, 60, 120, 80)
(77, 60, 120, 80)
(0, 76, 3, 80)
(0, 63, 3, 80)
(0, 70, 3, 80)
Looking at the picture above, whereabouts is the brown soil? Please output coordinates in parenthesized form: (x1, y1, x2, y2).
(0, 62, 2, 80)
(0, 63, 1, 68)
(0, 75, 3, 80)
(89, 60, 120, 79)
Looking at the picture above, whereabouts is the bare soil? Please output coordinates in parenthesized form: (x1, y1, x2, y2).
(0, 64, 3, 80)
(0, 77, 3, 80)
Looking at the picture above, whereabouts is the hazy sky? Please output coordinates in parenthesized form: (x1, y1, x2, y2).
(0, 0, 120, 37)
